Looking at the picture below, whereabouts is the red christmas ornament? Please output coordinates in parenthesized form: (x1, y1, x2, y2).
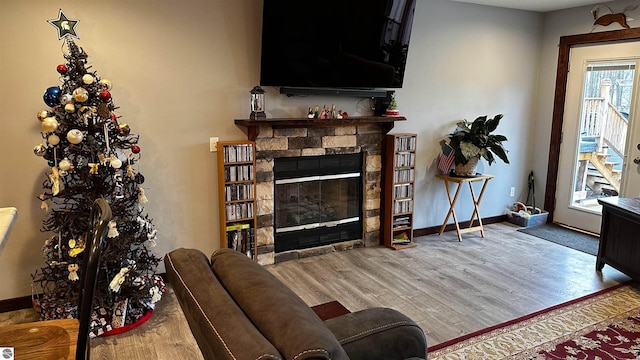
(131, 145, 141, 154)
(99, 90, 112, 101)
(56, 64, 68, 74)
(111, 113, 119, 126)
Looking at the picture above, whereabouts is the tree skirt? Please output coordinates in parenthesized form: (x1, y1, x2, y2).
(428, 282, 640, 359)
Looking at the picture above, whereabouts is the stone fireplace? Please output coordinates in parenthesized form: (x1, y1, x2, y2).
(235, 117, 403, 265)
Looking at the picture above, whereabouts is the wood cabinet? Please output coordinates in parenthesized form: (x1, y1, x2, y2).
(382, 133, 417, 250)
(217, 141, 257, 260)
(597, 197, 640, 280)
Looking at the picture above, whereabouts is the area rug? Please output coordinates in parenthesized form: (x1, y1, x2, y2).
(518, 223, 599, 256)
(428, 282, 640, 359)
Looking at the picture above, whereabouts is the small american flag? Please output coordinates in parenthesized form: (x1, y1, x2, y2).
(438, 143, 455, 174)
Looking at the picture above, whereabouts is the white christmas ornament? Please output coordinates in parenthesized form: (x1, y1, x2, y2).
(99, 79, 112, 91)
(48, 134, 60, 145)
(68, 264, 79, 281)
(109, 267, 130, 292)
(67, 129, 84, 144)
(59, 158, 72, 171)
(110, 158, 122, 169)
(82, 74, 95, 84)
(107, 220, 119, 238)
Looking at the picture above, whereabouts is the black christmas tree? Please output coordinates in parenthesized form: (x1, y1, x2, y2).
(31, 10, 164, 337)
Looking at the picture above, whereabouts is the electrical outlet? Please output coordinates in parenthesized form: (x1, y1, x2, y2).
(510, 186, 515, 197)
(209, 137, 219, 152)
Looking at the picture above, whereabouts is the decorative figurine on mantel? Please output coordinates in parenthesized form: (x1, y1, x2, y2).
(385, 94, 400, 116)
(250, 86, 266, 120)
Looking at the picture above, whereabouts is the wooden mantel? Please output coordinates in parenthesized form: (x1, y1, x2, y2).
(235, 116, 406, 141)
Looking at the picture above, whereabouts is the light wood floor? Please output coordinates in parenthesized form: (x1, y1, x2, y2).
(0, 222, 630, 358)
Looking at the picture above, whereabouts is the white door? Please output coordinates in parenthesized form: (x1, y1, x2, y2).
(555, 42, 640, 234)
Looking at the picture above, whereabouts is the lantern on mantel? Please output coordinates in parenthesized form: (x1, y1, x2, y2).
(250, 86, 266, 120)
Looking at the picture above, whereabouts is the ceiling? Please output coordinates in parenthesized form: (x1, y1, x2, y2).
(447, 0, 613, 13)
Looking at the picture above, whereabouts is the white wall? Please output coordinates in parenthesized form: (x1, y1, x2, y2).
(6, 0, 617, 301)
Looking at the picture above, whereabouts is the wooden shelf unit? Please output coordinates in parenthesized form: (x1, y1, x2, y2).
(383, 133, 417, 250)
(216, 140, 257, 260)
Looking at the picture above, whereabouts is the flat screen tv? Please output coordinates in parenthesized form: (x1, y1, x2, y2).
(259, 0, 416, 93)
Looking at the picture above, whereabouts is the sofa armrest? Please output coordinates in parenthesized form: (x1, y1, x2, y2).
(324, 307, 427, 360)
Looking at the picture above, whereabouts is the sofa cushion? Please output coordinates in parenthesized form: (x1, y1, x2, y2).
(165, 248, 283, 360)
(211, 249, 350, 360)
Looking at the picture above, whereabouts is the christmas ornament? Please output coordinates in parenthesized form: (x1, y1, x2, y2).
(138, 188, 148, 204)
(60, 93, 73, 104)
(118, 123, 130, 135)
(47, 134, 60, 146)
(33, 144, 47, 156)
(98, 104, 111, 119)
(37, 110, 52, 121)
(99, 79, 112, 91)
(82, 74, 95, 84)
(68, 264, 79, 281)
(107, 220, 119, 238)
(72, 87, 89, 102)
(66, 129, 84, 144)
(56, 64, 68, 74)
(69, 243, 85, 257)
(59, 158, 73, 171)
(42, 117, 59, 133)
(109, 267, 129, 292)
(99, 90, 111, 101)
(110, 158, 122, 169)
(49, 167, 61, 195)
(88, 163, 99, 174)
(110, 113, 119, 126)
(131, 145, 140, 154)
(64, 103, 76, 113)
(43, 86, 61, 107)
(135, 173, 145, 184)
(47, 9, 80, 40)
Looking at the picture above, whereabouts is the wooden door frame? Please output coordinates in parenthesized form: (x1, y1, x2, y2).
(544, 27, 640, 221)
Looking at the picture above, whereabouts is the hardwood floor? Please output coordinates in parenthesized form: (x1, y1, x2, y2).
(0, 222, 630, 358)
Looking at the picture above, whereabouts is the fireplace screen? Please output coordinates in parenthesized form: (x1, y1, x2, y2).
(276, 174, 360, 231)
(274, 153, 363, 253)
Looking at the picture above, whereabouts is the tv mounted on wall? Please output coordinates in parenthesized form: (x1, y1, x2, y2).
(259, 0, 416, 97)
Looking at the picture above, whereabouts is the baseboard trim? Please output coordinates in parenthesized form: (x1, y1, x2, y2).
(413, 215, 507, 238)
(0, 295, 34, 313)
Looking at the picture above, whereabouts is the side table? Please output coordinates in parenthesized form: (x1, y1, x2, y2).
(436, 174, 494, 241)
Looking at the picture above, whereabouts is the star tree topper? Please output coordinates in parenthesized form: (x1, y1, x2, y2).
(48, 9, 80, 40)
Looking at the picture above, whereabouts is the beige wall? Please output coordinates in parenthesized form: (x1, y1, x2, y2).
(1, 0, 630, 301)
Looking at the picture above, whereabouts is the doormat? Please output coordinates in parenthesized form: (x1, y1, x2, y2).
(518, 223, 599, 256)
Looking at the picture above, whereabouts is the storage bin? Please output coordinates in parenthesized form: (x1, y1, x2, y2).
(507, 210, 548, 227)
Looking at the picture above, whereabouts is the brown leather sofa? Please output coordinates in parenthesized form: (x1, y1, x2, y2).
(165, 248, 427, 360)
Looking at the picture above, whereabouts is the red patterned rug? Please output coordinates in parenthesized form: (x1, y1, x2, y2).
(428, 282, 640, 359)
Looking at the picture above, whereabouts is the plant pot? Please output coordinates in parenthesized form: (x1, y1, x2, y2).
(454, 156, 479, 176)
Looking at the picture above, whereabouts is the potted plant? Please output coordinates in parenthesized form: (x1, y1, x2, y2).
(447, 114, 509, 176)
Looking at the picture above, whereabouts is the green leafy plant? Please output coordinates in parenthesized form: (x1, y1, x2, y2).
(448, 114, 509, 166)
